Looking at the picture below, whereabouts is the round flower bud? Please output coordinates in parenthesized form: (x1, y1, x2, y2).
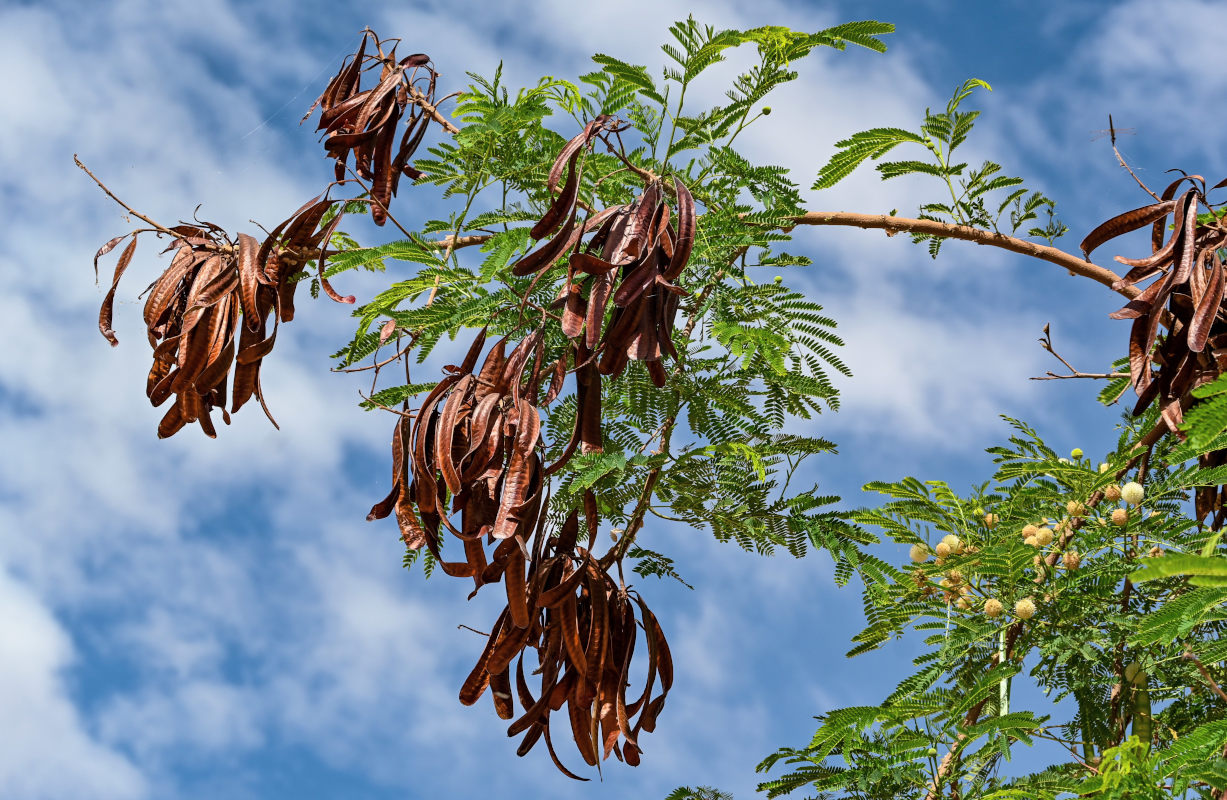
(1063, 551, 1081, 571)
(1035, 528, 1054, 547)
(909, 543, 930, 562)
(1099, 463, 1110, 473)
(935, 542, 952, 559)
(1121, 482, 1145, 506)
(926, 747, 938, 757)
(761, 106, 772, 115)
(1104, 484, 1122, 502)
(1021, 523, 1039, 539)
(983, 513, 998, 529)
(938, 578, 952, 589)
(984, 598, 1004, 618)
(1111, 508, 1129, 526)
(1147, 545, 1164, 559)
(1071, 448, 1084, 459)
(956, 597, 971, 610)
(1014, 598, 1037, 619)
(946, 570, 963, 586)
(1066, 500, 1085, 517)
(1024, 535, 1039, 547)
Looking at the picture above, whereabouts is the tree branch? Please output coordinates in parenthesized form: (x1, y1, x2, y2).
(790, 212, 1139, 300)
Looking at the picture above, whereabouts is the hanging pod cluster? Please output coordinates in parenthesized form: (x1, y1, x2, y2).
(1084, 174, 1227, 522)
(90, 32, 452, 437)
(367, 118, 698, 776)
(93, 197, 356, 438)
(305, 28, 442, 225)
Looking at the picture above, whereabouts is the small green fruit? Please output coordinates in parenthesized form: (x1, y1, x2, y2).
(926, 747, 938, 757)
(1071, 448, 1083, 459)
(761, 106, 772, 115)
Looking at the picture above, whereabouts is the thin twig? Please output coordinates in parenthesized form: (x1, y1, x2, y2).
(1185, 649, 1227, 703)
(75, 155, 231, 249)
(1107, 115, 1159, 202)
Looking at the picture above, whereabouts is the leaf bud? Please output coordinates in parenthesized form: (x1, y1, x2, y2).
(1014, 597, 1037, 620)
(909, 543, 930, 562)
(1121, 482, 1145, 505)
(1104, 484, 1122, 502)
(1111, 508, 1128, 526)
(984, 598, 1004, 618)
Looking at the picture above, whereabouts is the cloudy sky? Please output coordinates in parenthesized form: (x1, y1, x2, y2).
(2, 0, 1225, 798)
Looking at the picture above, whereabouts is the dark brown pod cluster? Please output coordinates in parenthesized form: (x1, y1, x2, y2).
(367, 328, 555, 594)
(459, 511, 672, 778)
(304, 29, 443, 225)
(93, 196, 354, 438)
(512, 118, 697, 388)
(1086, 174, 1227, 521)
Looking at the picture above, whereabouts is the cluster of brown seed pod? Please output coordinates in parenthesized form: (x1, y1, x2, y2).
(516, 116, 697, 387)
(89, 30, 453, 438)
(363, 116, 699, 775)
(93, 195, 355, 438)
(1085, 174, 1227, 523)
(305, 28, 449, 225)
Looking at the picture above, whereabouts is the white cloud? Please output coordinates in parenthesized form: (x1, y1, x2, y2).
(0, 567, 147, 800)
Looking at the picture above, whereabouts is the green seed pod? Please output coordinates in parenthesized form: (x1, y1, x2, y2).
(1131, 677, 1153, 749)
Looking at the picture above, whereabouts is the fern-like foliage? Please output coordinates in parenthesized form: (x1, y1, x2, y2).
(813, 79, 1067, 257)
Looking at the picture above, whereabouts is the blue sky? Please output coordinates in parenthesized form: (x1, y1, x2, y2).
(2, 0, 1226, 798)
